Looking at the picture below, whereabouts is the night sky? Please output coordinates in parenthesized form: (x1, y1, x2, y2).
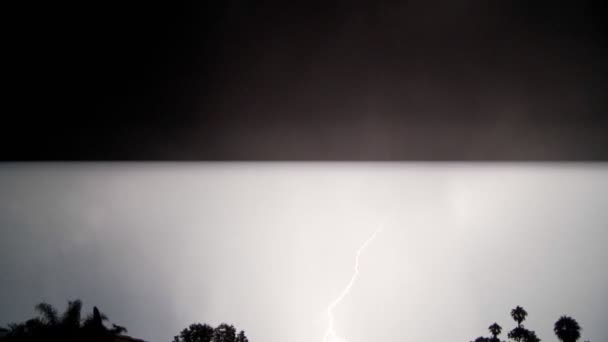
(4, 1, 608, 160)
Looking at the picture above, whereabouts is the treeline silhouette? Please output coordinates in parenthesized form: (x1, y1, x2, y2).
(471, 306, 590, 342)
(0, 300, 131, 342)
(172, 323, 249, 342)
(0, 300, 591, 342)
(0, 299, 250, 342)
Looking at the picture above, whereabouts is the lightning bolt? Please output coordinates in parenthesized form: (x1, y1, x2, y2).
(323, 227, 382, 342)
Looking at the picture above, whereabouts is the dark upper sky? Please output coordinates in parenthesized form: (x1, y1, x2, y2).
(4, 1, 608, 160)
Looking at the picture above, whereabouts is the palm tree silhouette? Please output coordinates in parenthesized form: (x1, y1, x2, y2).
(511, 306, 528, 327)
(82, 306, 107, 332)
(61, 300, 83, 333)
(507, 306, 540, 342)
(554, 316, 581, 342)
(34, 302, 59, 326)
(489, 323, 502, 341)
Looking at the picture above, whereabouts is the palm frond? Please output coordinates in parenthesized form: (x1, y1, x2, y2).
(61, 300, 83, 328)
(111, 323, 128, 335)
(35, 302, 59, 325)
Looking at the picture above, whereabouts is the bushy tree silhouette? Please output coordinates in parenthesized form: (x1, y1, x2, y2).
(172, 323, 214, 342)
(471, 337, 492, 342)
(172, 323, 248, 342)
(554, 316, 581, 342)
(213, 324, 236, 342)
(236, 330, 248, 342)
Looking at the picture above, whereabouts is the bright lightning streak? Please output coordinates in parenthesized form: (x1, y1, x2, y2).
(323, 227, 382, 342)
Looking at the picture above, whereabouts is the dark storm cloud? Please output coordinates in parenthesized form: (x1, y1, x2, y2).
(4, 1, 607, 159)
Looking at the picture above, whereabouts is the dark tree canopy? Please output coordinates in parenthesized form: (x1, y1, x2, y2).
(236, 330, 248, 342)
(554, 316, 582, 342)
(472, 337, 492, 342)
(508, 326, 531, 342)
(511, 306, 528, 327)
(173, 323, 247, 342)
(524, 330, 541, 342)
(172, 323, 214, 342)
(507, 306, 540, 342)
(472, 322, 504, 342)
(213, 324, 236, 342)
(489, 323, 502, 340)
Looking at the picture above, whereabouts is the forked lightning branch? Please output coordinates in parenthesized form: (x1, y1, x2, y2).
(323, 228, 382, 342)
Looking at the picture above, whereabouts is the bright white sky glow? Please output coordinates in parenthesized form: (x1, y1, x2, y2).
(0, 163, 607, 342)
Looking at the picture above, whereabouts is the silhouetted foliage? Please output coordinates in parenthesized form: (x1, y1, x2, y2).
(489, 323, 502, 339)
(236, 330, 248, 342)
(471, 337, 492, 342)
(1, 300, 127, 342)
(62, 300, 83, 328)
(111, 324, 128, 335)
(172, 323, 248, 342)
(471, 322, 504, 342)
(2, 297, 249, 342)
(173, 323, 214, 342)
(470, 307, 591, 342)
(35, 302, 59, 325)
(506, 306, 540, 342)
(554, 316, 581, 342)
(510, 306, 528, 328)
(467, 307, 595, 342)
(508, 327, 528, 342)
(213, 324, 236, 342)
